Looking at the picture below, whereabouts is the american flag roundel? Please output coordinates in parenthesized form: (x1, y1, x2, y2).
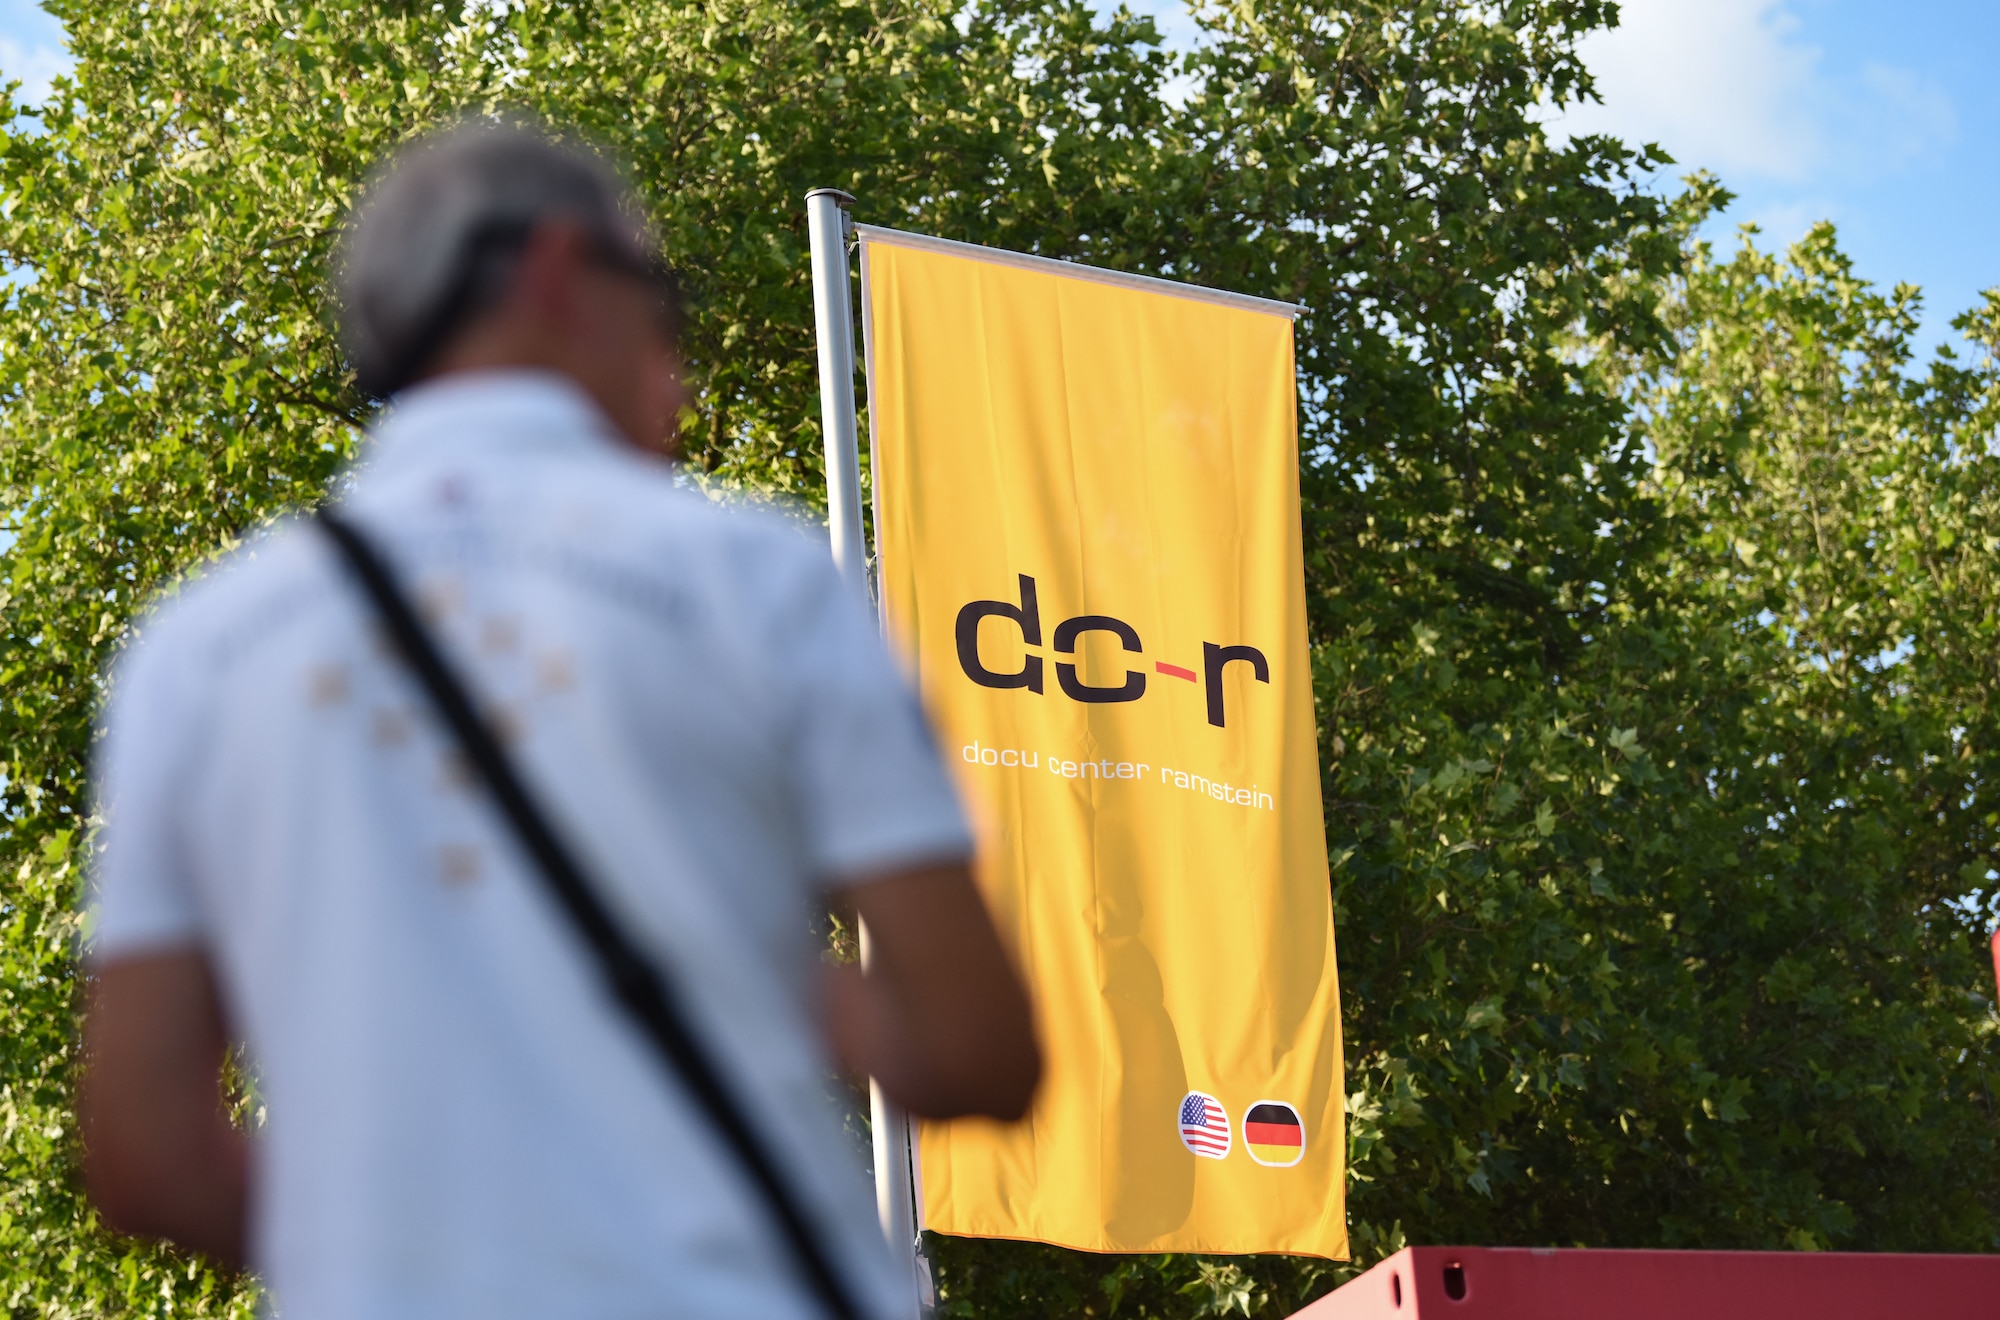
(1178, 1090, 1231, 1159)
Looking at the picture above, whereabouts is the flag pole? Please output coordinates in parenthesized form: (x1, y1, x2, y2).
(807, 188, 868, 587)
(805, 185, 929, 1318)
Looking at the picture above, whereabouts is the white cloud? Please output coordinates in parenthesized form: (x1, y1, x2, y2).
(1109, 0, 1204, 53)
(0, 0, 68, 108)
(1559, 0, 1823, 180)
(1734, 196, 1836, 249)
(1092, 0, 1203, 107)
(1553, 0, 1952, 187)
(0, 33, 67, 106)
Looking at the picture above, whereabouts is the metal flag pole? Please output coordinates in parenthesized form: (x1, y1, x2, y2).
(807, 188, 868, 588)
(805, 185, 929, 1319)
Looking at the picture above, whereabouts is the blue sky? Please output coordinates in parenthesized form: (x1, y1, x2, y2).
(0, 1, 1993, 357)
(0, 0, 58, 108)
(1132, 0, 2000, 360)
(1131, 0, 2000, 362)
(1554, 0, 2000, 360)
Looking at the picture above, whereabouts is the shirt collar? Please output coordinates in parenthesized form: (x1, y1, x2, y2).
(362, 369, 629, 473)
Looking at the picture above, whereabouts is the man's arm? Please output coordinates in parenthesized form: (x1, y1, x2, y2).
(824, 861, 1041, 1121)
(77, 949, 249, 1269)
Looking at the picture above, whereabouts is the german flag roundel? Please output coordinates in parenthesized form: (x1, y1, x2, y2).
(1244, 1102, 1305, 1167)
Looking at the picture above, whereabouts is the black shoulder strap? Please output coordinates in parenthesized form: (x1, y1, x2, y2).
(313, 507, 865, 1320)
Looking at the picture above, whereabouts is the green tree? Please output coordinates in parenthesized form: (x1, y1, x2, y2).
(1619, 218, 2000, 1246)
(1315, 206, 2000, 1264)
(1, 2, 1995, 1318)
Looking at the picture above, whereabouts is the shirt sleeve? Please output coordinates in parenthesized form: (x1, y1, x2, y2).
(85, 614, 210, 962)
(771, 549, 973, 884)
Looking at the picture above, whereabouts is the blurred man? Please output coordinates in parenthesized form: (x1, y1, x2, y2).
(77, 120, 1038, 1319)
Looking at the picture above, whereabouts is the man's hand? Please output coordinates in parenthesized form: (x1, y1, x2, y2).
(825, 862, 1041, 1121)
(77, 950, 249, 1269)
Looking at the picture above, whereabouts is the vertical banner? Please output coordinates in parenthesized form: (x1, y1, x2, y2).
(862, 227, 1346, 1259)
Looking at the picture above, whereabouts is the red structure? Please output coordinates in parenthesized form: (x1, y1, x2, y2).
(1291, 1245, 2000, 1319)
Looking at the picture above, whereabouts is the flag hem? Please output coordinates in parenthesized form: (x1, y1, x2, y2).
(920, 1225, 1352, 1264)
(853, 224, 1305, 320)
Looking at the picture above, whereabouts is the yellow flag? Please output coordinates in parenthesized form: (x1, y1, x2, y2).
(862, 227, 1345, 1259)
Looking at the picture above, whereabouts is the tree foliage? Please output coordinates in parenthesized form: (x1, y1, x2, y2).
(0, 1, 1994, 1316)
(1323, 207, 2000, 1268)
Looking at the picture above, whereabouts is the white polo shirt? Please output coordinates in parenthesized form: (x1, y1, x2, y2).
(88, 371, 969, 1320)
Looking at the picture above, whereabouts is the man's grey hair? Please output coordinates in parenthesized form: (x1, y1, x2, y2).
(336, 119, 670, 399)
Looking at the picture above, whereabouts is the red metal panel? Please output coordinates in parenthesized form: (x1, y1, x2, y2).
(1291, 1245, 2000, 1319)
